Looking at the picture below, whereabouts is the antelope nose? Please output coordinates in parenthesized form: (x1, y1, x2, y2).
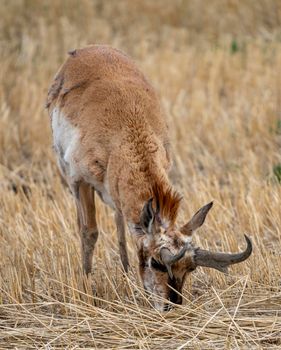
(169, 288, 183, 305)
(163, 303, 172, 311)
(174, 294, 182, 305)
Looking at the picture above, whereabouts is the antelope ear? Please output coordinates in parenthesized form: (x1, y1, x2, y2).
(140, 198, 155, 234)
(180, 202, 213, 236)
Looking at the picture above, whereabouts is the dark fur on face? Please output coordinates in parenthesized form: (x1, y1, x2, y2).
(137, 228, 196, 310)
(136, 187, 201, 310)
(137, 194, 252, 311)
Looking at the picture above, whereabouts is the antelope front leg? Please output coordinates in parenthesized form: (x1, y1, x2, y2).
(115, 212, 129, 272)
(75, 182, 99, 275)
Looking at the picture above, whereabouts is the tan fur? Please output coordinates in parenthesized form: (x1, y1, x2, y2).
(47, 45, 172, 221)
(152, 183, 182, 226)
(47, 45, 197, 308)
(47, 48, 252, 310)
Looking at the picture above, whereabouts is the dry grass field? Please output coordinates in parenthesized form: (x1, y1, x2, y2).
(1, 0, 281, 348)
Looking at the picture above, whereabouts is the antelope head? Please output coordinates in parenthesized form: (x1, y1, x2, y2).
(136, 199, 252, 311)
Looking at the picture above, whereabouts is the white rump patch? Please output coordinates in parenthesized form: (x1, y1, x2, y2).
(51, 108, 81, 183)
(51, 107, 115, 208)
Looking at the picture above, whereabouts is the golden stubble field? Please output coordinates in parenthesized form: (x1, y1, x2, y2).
(1, 1, 281, 348)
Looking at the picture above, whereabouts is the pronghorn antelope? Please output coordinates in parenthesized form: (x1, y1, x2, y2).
(46, 45, 252, 310)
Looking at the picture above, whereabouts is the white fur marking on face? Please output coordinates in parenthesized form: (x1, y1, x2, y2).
(127, 222, 146, 237)
(143, 263, 166, 311)
(51, 108, 81, 183)
(161, 219, 169, 230)
(181, 234, 192, 243)
(127, 222, 136, 235)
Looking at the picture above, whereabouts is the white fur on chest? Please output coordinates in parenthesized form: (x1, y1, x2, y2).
(51, 108, 81, 183)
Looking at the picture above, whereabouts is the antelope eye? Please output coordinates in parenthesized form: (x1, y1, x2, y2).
(133, 224, 144, 234)
(151, 258, 167, 273)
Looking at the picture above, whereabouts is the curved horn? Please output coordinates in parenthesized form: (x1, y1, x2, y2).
(194, 235, 252, 273)
(160, 244, 188, 279)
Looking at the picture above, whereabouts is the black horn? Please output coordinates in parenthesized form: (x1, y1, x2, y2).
(194, 235, 252, 273)
(160, 244, 189, 279)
